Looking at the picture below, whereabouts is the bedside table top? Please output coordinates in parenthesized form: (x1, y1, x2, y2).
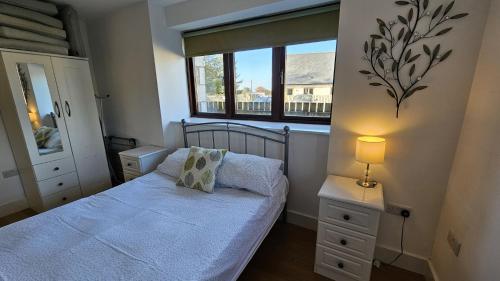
(118, 146, 167, 158)
(318, 175, 385, 211)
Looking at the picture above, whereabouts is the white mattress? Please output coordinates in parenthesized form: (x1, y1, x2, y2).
(0, 171, 288, 281)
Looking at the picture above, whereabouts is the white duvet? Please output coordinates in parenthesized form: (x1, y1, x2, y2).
(0, 172, 287, 281)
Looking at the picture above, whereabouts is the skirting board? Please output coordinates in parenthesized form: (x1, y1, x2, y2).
(286, 209, 317, 231)
(424, 259, 440, 281)
(0, 198, 28, 217)
(374, 244, 430, 275)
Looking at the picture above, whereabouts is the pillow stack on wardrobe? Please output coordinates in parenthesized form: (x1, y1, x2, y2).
(0, 0, 70, 55)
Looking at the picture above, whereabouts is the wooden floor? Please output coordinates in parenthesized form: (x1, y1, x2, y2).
(239, 223, 425, 281)
(1, 210, 424, 281)
(0, 209, 36, 228)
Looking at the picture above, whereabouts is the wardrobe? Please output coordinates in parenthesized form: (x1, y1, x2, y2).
(0, 49, 110, 212)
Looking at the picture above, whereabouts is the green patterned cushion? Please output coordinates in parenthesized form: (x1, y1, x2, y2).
(176, 146, 227, 193)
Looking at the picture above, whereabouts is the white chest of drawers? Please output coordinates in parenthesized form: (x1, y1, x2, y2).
(315, 175, 384, 281)
(119, 146, 168, 182)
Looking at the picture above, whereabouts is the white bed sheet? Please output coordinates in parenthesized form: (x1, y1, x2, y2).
(0, 171, 287, 281)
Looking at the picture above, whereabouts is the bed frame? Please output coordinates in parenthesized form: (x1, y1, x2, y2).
(181, 119, 290, 280)
(180, 120, 291, 217)
(180, 119, 290, 176)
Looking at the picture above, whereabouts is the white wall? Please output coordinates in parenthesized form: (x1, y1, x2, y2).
(147, 2, 190, 150)
(327, 0, 489, 265)
(86, 1, 165, 147)
(0, 114, 28, 216)
(431, 0, 500, 279)
(164, 0, 334, 30)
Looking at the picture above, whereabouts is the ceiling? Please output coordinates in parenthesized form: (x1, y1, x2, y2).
(52, 0, 186, 19)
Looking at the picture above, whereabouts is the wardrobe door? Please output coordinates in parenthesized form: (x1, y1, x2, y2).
(0, 52, 73, 164)
(51, 57, 111, 196)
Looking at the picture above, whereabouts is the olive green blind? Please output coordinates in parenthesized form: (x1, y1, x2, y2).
(183, 4, 339, 57)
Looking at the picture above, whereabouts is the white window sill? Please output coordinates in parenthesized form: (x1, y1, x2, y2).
(176, 117, 331, 135)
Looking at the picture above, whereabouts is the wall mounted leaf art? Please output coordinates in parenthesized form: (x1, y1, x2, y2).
(359, 0, 468, 118)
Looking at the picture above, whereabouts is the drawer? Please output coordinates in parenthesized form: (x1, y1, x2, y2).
(315, 244, 372, 281)
(42, 186, 82, 210)
(317, 222, 376, 261)
(120, 156, 141, 173)
(33, 158, 76, 181)
(38, 172, 80, 197)
(319, 199, 380, 235)
(124, 171, 141, 182)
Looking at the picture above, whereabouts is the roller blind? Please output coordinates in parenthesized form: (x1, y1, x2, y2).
(183, 4, 339, 57)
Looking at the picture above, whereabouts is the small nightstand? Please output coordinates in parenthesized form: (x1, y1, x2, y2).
(314, 175, 385, 281)
(118, 146, 168, 182)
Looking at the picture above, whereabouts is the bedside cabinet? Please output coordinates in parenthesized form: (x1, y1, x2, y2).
(119, 146, 168, 182)
(314, 175, 384, 281)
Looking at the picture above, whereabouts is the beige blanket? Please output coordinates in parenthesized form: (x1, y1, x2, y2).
(0, 26, 69, 48)
(0, 3, 63, 28)
(0, 13, 66, 39)
(0, 0, 58, 16)
(0, 37, 68, 55)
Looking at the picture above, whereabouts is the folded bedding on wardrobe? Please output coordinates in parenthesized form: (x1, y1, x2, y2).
(0, 37, 68, 55)
(0, 26, 69, 48)
(0, 0, 58, 16)
(0, 3, 63, 28)
(0, 14, 66, 39)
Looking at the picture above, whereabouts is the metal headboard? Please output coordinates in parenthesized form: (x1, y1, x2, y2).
(181, 119, 290, 176)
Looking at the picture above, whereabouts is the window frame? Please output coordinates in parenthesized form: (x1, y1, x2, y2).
(186, 45, 334, 124)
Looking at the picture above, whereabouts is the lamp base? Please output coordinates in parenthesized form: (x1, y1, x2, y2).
(356, 179, 378, 188)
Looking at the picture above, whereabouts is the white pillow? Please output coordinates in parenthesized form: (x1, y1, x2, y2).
(216, 152, 284, 196)
(156, 148, 190, 178)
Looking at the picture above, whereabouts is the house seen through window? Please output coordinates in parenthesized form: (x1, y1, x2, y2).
(188, 40, 336, 123)
(184, 4, 339, 124)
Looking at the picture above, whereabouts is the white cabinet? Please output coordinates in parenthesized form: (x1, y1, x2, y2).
(119, 146, 168, 182)
(51, 57, 110, 196)
(315, 175, 384, 281)
(0, 50, 111, 212)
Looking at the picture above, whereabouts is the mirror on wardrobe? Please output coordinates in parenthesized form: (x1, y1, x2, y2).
(16, 63, 64, 156)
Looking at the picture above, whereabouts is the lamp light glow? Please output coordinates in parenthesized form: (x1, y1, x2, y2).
(355, 136, 386, 188)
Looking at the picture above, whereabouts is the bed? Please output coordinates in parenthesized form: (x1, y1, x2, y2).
(0, 120, 290, 281)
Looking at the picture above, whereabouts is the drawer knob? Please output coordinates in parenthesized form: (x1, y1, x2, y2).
(58, 182, 63, 186)
(340, 239, 347, 246)
(343, 214, 350, 221)
(53, 167, 60, 171)
(337, 262, 344, 269)
(62, 197, 67, 201)
(127, 163, 132, 166)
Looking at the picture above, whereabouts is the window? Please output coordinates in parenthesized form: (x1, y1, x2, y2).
(284, 40, 336, 118)
(304, 88, 314, 95)
(234, 48, 273, 115)
(187, 40, 336, 123)
(191, 54, 226, 114)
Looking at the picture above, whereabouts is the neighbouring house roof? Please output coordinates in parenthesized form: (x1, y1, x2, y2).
(285, 52, 335, 85)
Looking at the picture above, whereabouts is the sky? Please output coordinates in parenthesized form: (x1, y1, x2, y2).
(235, 40, 337, 90)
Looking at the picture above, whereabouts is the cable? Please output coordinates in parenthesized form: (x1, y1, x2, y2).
(389, 216, 406, 265)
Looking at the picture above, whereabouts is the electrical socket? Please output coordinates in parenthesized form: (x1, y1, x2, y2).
(386, 203, 412, 218)
(447, 230, 462, 257)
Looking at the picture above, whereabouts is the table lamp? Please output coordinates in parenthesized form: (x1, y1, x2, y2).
(355, 136, 386, 188)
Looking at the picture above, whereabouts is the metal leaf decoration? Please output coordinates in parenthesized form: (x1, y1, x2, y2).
(359, 0, 468, 118)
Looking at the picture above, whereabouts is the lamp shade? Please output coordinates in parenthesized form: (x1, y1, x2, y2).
(355, 136, 386, 164)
